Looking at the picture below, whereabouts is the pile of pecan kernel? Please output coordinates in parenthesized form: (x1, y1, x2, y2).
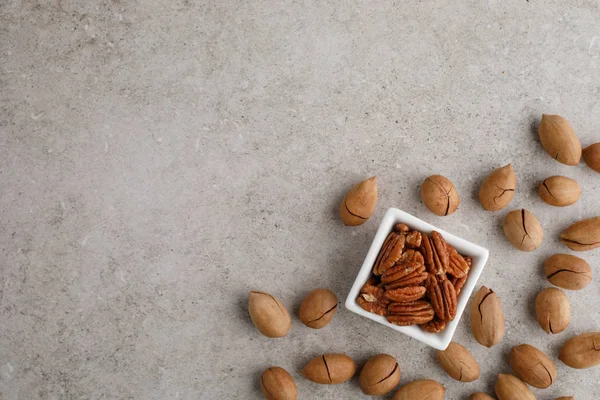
(357, 223, 472, 333)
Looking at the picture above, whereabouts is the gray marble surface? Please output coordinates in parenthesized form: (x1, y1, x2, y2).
(1, 0, 599, 399)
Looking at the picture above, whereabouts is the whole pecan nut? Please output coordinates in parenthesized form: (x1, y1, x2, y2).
(381, 260, 427, 289)
(385, 286, 427, 302)
(420, 318, 447, 333)
(421, 231, 449, 275)
(387, 300, 434, 326)
(426, 274, 458, 321)
(373, 232, 405, 275)
(446, 245, 470, 278)
(401, 249, 425, 264)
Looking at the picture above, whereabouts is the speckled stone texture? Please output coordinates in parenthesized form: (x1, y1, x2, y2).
(1, 0, 599, 399)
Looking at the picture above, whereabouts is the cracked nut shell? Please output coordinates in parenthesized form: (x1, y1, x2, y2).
(392, 379, 445, 400)
(535, 288, 570, 334)
(260, 367, 297, 400)
(359, 354, 401, 396)
(479, 164, 516, 211)
(302, 353, 357, 384)
(299, 288, 338, 329)
(471, 286, 504, 347)
(583, 143, 600, 172)
(436, 342, 479, 382)
(538, 176, 581, 207)
(538, 114, 582, 165)
(560, 216, 600, 251)
(510, 344, 557, 389)
(559, 332, 600, 369)
(544, 254, 592, 290)
(339, 176, 378, 226)
(495, 374, 535, 400)
(248, 291, 291, 338)
(421, 175, 460, 216)
(503, 209, 543, 251)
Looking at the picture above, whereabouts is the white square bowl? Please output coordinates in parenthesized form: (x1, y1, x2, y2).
(345, 207, 489, 350)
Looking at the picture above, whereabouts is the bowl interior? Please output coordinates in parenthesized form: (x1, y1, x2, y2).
(344, 207, 489, 350)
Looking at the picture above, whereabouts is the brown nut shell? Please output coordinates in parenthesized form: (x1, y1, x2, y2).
(559, 332, 600, 369)
(470, 393, 496, 400)
(544, 254, 592, 290)
(359, 354, 401, 396)
(503, 209, 543, 251)
(421, 175, 460, 216)
(339, 176, 377, 226)
(538, 114, 582, 165)
(495, 374, 535, 400)
(583, 142, 600, 172)
(555, 397, 575, 400)
(538, 176, 581, 207)
(392, 379, 445, 400)
(248, 291, 291, 338)
(560, 216, 600, 251)
(535, 288, 570, 334)
(509, 344, 557, 388)
(471, 286, 504, 347)
(302, 353, 357, 384)
(436, 342, 480, 382)
(479, 164, 516, 211)
(299, 288, 338, 329)
(260, 367, 297, 400)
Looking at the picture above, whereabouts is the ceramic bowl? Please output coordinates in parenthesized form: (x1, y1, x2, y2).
(345, 208, 489, 350)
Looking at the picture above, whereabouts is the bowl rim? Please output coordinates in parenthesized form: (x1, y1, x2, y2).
(344, 207, 489, 350)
